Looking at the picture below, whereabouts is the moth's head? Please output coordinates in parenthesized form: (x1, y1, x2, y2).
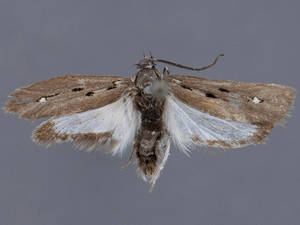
(135, 57, 156, 70)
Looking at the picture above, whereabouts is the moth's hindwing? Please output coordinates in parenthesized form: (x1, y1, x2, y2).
(166, 75, 296, 150)
(33, 95, 141, 154)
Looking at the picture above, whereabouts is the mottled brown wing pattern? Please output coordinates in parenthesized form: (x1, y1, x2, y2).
(166, 75, 295, 147)
(5, 74, 134, 119)
(5, 74, 138, 152)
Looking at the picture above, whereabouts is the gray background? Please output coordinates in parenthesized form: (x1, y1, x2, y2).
(1, 0, 299, 224)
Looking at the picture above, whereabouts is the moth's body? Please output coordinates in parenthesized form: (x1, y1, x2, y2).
(4, 54, 296, 191)
(133, 66, 167, 176)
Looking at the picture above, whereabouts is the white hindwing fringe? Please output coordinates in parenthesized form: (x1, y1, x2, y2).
(52, 95, 141, 155)
(163, 95, 258, 153)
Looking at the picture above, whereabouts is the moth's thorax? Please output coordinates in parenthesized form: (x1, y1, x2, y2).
(133, 67, 169, 100)
(134, 68, 161, 89)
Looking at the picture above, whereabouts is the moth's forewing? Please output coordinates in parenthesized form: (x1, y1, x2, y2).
(5, 74, 134, 119)
(166, 75, 295, 149)
(5, 74, 140, 154)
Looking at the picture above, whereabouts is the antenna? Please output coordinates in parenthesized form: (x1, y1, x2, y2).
(154, 53, 224, 71)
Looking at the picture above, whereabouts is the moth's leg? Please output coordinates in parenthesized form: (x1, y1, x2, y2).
(154, 134, 164, 160)
(149, 133, 171, 193)
(130, 72, 138, 83)
(163, 66, 170, 78)
(153, 67, 164, 80)
(121, 138, 140, 170)
(121, 148, 136, 170)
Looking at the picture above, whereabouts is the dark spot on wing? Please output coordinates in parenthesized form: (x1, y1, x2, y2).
(106, 86, 116, 90)
(48, 93, 59, 97)
(107, 81, 120, 90)
(36, 93, 59, 102)
(205, 93, 217, 98)
(72, 87, 84, 92)
(218, 87, 229, 93)
(85, 91, 94, 96)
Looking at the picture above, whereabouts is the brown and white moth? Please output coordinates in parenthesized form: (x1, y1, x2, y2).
(4, 54, 296, 192)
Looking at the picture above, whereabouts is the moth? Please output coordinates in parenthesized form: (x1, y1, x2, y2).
(4, 53, 296, 192)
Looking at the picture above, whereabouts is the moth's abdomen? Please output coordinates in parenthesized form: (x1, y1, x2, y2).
(136, 147, 157, 175)
(133, 90, 166, 177)
(134, 128, 163, 176)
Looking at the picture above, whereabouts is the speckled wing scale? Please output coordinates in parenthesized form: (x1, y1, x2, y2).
(4, 55, 296, 192)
